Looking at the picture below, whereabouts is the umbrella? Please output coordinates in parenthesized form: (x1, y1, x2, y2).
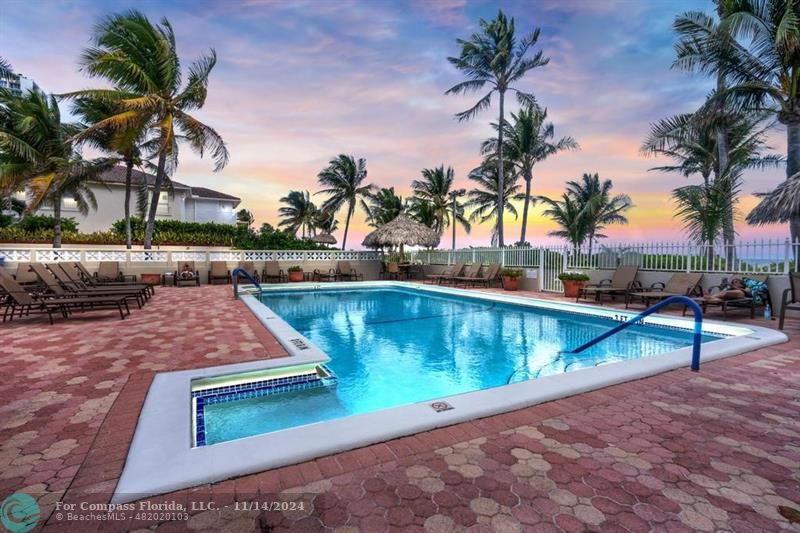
(362, 214, 440, 260)
(312, 233, 337, 245)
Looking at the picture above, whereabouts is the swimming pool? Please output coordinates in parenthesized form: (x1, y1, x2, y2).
(115, 281, 785, 502)
(197, 287, 721, 446)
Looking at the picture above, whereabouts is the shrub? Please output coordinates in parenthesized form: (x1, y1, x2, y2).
(17, 215, 78, 233)
(501, 268, 523, 278)
(287, 266, 304, 272)
(558, 271, 590, 282)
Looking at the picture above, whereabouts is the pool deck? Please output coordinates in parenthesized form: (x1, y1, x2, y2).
(0, 284, 798, 532)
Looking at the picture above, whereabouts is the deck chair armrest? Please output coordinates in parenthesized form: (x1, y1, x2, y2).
(705, 284, 724, 296)
(627, 280, 642, 290)
(649, 282, 666, 291)
(782, 287, 793, 307)
(686, 285, 702, 296)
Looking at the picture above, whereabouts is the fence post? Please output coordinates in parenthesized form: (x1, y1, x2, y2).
(538, 247, 545, 292)
(472, 249, 476, 265)
(501, 248, 506, 267)
(448, 250, 452, 266)
(784, 238, 791, 274)
(561, 247, 568, 273)
(685, 246, 691, 273)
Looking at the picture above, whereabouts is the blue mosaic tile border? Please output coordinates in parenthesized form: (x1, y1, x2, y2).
(193, 365, 337, 447)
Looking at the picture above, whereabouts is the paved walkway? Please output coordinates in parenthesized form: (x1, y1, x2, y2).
(0, 285, 798, 532)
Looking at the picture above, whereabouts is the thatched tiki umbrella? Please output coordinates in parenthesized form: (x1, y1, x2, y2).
(362, 214, 440, 260)
(312, 233, 337, 245)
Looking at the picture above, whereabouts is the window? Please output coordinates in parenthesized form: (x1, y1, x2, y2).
(62, 197, 78, 210)
(156, 192, 169, 215)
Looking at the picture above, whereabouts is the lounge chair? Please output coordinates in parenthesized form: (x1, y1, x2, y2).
(208, 261, 231, 284)
(237, 261, 259, 281)
(52, 263, 150, 304)
(32, 263, 146, 308)
(262, 261, 286, 283)
(174, 262, 201, 287)
(13, 262, 40, 287)
(425, 262, 465, 285)
(469, 263, 502, 288)
(578, 265, 639, 305)
(779, 272, 800, 329)
(336, 261, 363, 281)
(626, 272, 703, 309)
(73, 263, 155, 297)
(96, 261, 124, 281)
(449, 263, 483, 287)
(314, 268, 337, 282)
(2, 269, 130, 321)
(696, 275, 771, 319)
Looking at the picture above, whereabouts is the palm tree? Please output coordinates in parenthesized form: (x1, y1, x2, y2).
(362, 187, 404, 227)
(0, 56, 13, 78)
(316, 154, 372, 250)
(535, 193, 589, 251)
(278, 190, 317, 238)
(0, 88, 111, 247)
(680, 1, 800, 245)
(71, 96, 149, 249)
(313, 210, 339, 235)
(408, 198, 438, 230)
(446, 10, 549, 247)
(642, 111, 782, 252)
(565, 173, 632, 255)
(465, 162, 521, 246)
(411, 165, 470, 237)
(673, 172, 739, 262)
(482, 105, 578, 244)
(69, 10, 229, 249)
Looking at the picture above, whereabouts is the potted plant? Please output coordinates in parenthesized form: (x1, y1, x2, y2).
(558, 271, 590, 298)
(287, 265, 304, 282)
(501, 268, 523, 291)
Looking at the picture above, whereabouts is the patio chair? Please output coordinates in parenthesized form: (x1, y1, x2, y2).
(262, 261, 286, 283)
(626, 272, 703, 309)
(385, 262, 401, 280)
(13, 263, 40, 287)
(0, 274, 68, 324)
(73, 262, 155, 297)
(237, 261, 259, 281)
(425, 262, 465, 285)
(7, 268, 130, 321)
(174, 262, 201, 287)
(779, 272, 800, 329)
(696, 275, 771, 319)
(470, 263, 502, 288)
(208, 261, 231, 284)
(33, 263, 146, 308)
(449, 263, 483, 287)
(336, 261, 363, 281)
(96, 261, 123, 281)
(578, 265, 639, 305)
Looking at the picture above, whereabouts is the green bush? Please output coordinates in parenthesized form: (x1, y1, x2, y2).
(17, 215, 78, 233)
(501, 268, 523, 278)
(558, 271, 590, 282)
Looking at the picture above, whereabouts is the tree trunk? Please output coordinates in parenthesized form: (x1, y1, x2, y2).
(342, 201, 354, 250)
(715, 68, 736, 265)
(52, 193, 62, 248)
(520, 171, 532, 245)
(787, 119, 800, 262)
(143, 152, 167, 249)
(124, 158, 133, 249)
(496, 90, 505, 248)
(451, 197, 457, 250)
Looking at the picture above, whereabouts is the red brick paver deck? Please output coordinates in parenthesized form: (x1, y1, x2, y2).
(1, 285, 799, 532)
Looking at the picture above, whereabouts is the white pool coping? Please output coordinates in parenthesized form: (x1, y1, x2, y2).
(112, 281, 787, 503)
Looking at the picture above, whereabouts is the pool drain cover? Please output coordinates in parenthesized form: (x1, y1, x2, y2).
(430, 401, 453, 412)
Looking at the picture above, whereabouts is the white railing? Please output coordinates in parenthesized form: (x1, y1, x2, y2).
(0, 247, 381, 265)
(411, 239, 799, 292)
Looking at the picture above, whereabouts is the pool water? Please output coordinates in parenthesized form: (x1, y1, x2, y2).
(200, 287, 721, 445)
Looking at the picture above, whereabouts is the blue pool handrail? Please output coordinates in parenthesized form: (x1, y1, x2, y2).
(567, 295, 704, 372)
(232, 267, 263, 298)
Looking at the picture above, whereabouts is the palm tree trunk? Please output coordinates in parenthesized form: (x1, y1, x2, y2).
(342, 201, 354, 250)
(52, 194, 62, 249)
(787, 118, 800, 262)
(520, 171, 532, 244)
(143, 152, 167, 250)
(124, 158, 133, 249)
(496, 90, 505, 248)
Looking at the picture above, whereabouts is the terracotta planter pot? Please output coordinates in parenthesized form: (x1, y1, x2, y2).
(288, 271, 304, 282)
(562, 280, 586, 298)
(502, 276, 520, 291)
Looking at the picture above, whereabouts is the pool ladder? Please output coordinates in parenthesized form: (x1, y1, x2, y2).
(232, 267, 264, 298)
(507, 296, 704, 384)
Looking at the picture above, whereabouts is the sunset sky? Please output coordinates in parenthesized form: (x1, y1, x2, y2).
(1, 0, 791, 248)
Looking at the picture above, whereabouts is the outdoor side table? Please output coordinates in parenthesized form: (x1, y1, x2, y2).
(161, 272, 176, 286)
(140, 273, 162, 286)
